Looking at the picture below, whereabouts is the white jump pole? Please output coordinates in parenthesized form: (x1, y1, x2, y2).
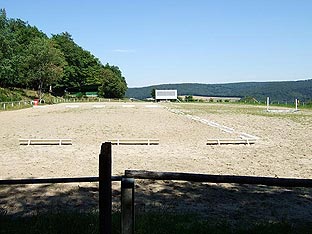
(266, 97, 270, 111)
(295, 99, 298, 111)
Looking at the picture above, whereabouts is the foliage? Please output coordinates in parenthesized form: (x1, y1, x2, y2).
(51, 33, 127, 98)
(25, 37, 65, 100)
(240, 96, 259, 103)
(0, 9, 127, 99)
(126, 80, 312, 103)
(177, 96, 183, 102)
(97, 64, 127, 98)
(51, 33, 101, 91)
(185, 95, 194, 102)
(0, 87, 25, 101)
(151, 88, 156, 99)
(305, 100, 312, 108)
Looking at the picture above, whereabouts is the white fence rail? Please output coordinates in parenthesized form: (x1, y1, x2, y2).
(0, 100, 32, 110)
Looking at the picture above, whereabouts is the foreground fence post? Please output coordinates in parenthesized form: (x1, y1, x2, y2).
(121, 177, 135, 234)
(99, 142, 112, 234)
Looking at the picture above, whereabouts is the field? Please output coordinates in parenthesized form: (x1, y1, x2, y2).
(1, 102, 312, 227)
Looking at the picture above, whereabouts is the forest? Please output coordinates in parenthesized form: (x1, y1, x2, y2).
(126, 79, 312, 103)
(0, 9, 127, 100)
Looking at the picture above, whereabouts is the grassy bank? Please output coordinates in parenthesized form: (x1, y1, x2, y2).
(1, 212, 311, 234)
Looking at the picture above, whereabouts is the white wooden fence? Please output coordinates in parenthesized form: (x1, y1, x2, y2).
(0, 101, 32, 110)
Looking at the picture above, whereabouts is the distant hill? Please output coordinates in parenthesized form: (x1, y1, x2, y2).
(126, 79, 312, 102)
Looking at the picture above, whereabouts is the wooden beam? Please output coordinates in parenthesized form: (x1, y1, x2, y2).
(0, 176, 122, 185)
(19, 139, 72, 145)
(121, 177, 135, 234)
(99, 142, 112, 234)
(108, 139, 159, 145)
(125, 170, 312, 188)
(206, 139, 256, 145)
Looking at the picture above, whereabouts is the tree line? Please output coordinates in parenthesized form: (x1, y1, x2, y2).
(0, 9, 127, 99)
(127, 79, 312, 103)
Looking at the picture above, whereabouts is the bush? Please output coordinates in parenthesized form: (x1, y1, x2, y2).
(185, 95, 194, 102)
(0, 88, 27, 102)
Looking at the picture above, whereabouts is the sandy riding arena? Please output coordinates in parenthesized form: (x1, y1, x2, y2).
(1, 102, 312, 224)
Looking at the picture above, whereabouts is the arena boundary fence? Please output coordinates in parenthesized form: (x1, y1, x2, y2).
(1, 100, 32, 110)
(1, 142, 312, 234)
(0, 98, 126, 111)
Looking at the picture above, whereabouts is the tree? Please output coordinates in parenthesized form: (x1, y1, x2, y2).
(0, 9, 48, 88)
(98, 68, 127, 98)
(151, 88, 156, 99)
(185, 95, 194, 102)
(0, 11, 128, 99)
(0, 8, 13, 87)
(25, 37, 65, 100)
(51, 32, 104, 93)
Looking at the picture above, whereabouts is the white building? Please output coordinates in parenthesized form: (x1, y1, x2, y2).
(155, 90, 178, 101)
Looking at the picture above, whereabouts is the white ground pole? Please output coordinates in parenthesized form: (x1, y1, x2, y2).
(266, 97, 270, 111)
(295, 98, 298, 111)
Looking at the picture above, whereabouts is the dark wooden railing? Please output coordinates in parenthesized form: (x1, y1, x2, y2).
(1, 142, 312, 234)
(0, 142, 117, 234)
(125, 170, 312, 188)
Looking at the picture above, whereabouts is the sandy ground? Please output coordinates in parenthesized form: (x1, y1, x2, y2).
(0, 102, 311, 224)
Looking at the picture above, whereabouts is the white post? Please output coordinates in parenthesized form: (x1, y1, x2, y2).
(266, 97, 270, 111)
(295, 99, 298, 111)
(3, 103, 5, 110)
(11, 102, 14, 107)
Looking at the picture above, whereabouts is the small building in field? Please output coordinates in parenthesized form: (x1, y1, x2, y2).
(155, 90, 177, 101)
(85, 92, 98, 97)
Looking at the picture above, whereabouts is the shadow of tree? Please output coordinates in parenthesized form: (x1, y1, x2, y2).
(134, 180, 312, 225)
(0, 183, 120, 216)
(1, 178, 312, 226)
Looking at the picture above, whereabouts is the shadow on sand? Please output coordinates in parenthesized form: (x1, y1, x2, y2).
(1, 178, 312, 226)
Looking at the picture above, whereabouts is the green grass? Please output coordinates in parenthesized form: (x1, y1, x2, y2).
(1, 212, 311, 234)
(0, 88, 26, 102)
(169, 102, 312, 125)
(0, 101, 32, 111)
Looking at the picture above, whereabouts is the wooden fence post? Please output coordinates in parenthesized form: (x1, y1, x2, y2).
(99, 142, 112, 234)
(121, 177, 135, 234)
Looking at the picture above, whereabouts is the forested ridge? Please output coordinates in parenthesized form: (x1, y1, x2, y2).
(0, 9, 127, 100)
(126, 79, 312, 102)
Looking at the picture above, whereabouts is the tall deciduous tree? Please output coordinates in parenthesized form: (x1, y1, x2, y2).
(51, 32, 103, 91)
(25, 37, 65, 99)
(98, 65, 127, 98)
(0, 8, 13, 87)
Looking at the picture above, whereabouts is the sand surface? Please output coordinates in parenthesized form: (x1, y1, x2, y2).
(1, 102, 311, 224)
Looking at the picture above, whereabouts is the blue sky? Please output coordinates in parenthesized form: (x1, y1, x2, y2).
(2, 0, 311, 87)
